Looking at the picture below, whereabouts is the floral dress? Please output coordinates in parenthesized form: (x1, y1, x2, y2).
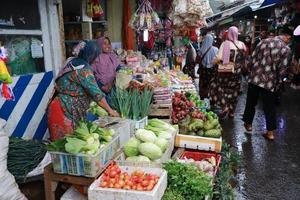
(48, 66, 104, 141)
(209, 41, 246, 113)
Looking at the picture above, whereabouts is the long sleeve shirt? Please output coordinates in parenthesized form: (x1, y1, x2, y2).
(248, 37, 291, 92)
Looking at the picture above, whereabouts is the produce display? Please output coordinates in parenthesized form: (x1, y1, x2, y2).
(123, 119, 175, 161)
(177, 156, 217, 177)
(99, 163, 160, 191)
(185, 92, 210, 111)
(163, 161, 213, 200)
(171, 92, 195, 124)
(178, 112, 222, 138)
(47, 121, 115, 155)
(110, 88, 153, 120)
(171, 92, 222, 138)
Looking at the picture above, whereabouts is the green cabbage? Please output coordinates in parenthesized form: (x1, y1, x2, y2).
(158, 131, 173, 140)
(154, 138, 169, 153)
(124, 137, 141, 157)
(125, 156, 140, 162)
(137, 155, 151, 162)
(135, 129, 157, 143)
(125, 155, 151, 163)
(138, 142, 162, 160)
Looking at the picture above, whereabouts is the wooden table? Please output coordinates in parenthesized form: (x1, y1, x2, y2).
(44, 164, 99, 200)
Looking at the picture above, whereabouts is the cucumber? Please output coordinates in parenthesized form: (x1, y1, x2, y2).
(205, 129, 221, 138)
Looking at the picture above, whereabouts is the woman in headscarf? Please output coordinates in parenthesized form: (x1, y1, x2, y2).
(92, 37, 121, 94)
(183, 43, 197, 80)
(197, 34, 218, 98)
(209, 26, 247, 118)
(47, 41, 119, 141)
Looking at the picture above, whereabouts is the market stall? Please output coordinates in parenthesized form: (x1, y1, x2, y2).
(0, 0, 242, 199)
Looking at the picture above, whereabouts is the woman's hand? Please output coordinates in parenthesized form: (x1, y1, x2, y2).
(108, 109, 120, 117)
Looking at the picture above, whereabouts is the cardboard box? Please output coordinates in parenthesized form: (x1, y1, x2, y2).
(175, 134, 222, 153)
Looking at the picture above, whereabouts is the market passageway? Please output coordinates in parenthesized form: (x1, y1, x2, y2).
(221, 86, 300, 200)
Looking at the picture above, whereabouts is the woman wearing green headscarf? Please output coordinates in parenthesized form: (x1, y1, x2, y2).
(47, 41, 119, 141)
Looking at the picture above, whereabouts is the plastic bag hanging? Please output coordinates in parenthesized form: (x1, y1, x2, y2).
(1, 83, 14, 101)
(0, 47, 12, 84)
(128, 0, 161, 31)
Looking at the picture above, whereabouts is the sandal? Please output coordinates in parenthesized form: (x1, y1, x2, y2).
(262, 131, 275, 141)
(244, 123, 252, 132)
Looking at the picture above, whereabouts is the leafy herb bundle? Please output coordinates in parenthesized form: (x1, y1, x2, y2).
(163, 161, 213, 200)
(110, 87, 153, 120)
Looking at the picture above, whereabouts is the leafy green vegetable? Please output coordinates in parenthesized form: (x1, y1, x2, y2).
(162, 188, 185, 200)
(154, 138, 168, 152)
(213, 143, 241, 200)
(163, 161, 213, 200)
(135, 129, 157, 143)
(124, 137, 141, 157)
(138, 142, 162, 160)
(147, 118, 176, 133)
(46, 138, 67, 152)
(89, 101, 108, 117)
(64, 137, 87, 154)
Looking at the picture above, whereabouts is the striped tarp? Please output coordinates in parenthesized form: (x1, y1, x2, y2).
(0, 71, 54, 140)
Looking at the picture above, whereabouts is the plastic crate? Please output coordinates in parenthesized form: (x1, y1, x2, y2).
(180, 150, 222, 176)
(49, 135, 121, 177)
(88, 166, 167, 200)
(130, 116, 148, 133)
(114, 128, 177, 167)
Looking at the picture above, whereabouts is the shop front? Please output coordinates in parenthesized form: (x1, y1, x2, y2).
(0, 0, 64, 140)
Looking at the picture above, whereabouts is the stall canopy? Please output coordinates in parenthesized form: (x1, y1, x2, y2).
(206, 0, 259, 27)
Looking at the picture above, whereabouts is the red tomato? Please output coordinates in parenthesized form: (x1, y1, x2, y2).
(149, 180, 155, 185)
(118, 180, 125, 187)
(114, 183, 122, 189)
(116, 168, 121, 174)
(141, 180, 149, 187)
(147, 183, 155, 191)
(131, 185, 137, 190)
(137, 185, 143, 191)
(109, 178, 116, 184)
(109, 171, 117, 178)
(102, 175, 110, 182)
(100, 181, 108, 188)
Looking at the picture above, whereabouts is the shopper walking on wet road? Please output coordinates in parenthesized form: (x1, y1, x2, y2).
(243, 27, 293, 141)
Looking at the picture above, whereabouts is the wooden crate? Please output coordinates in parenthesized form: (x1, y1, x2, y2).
(148, 104, 172, 119)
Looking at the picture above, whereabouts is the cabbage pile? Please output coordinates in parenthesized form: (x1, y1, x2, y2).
(124, 119, 175, 162)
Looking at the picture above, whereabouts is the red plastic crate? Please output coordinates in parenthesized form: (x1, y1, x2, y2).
(180, 150, 222, 176)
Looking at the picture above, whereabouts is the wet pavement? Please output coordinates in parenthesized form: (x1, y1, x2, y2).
(221, 85, 300, 200)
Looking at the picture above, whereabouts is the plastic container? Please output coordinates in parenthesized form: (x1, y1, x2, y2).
(114, 128, 177, 167)
(130, 116, 148, 133)
(49, 135, 121, 177)
(88, 166, 167, 200)
(180, 150, 222, 176)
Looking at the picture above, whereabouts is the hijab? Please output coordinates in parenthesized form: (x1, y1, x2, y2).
(92, 37, 121, 85)
(199, 34, 218, 68)
(57, 40, 99, 79)
(222, 26, 239, 64)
